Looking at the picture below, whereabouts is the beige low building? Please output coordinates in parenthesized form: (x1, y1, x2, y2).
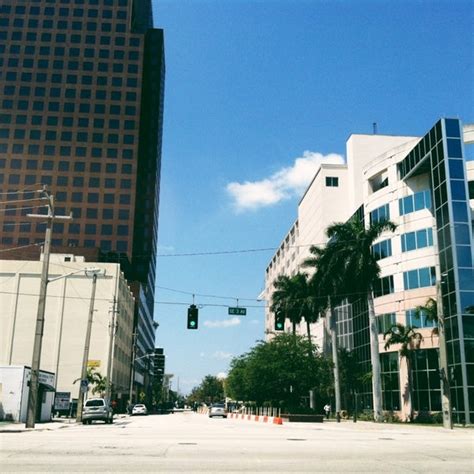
(0, 254, 135, 406)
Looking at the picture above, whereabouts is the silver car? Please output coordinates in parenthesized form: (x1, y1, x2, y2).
(208, 403, 227, 418)
(82, 398, 113, 424)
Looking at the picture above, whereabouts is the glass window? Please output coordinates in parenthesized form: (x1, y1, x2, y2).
(103, 209, 114, 219)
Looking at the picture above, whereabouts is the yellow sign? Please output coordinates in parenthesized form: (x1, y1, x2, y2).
(87, 360, 101, 368)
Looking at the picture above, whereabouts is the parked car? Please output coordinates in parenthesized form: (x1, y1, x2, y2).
(82, 398, 113, 424)
(132, 404, 148, 416)
(208, 403, 227, 418)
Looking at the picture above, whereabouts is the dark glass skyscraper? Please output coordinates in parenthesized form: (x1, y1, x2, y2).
(0, 0, 165, 389)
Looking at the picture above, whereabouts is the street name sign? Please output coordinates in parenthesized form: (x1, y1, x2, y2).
(228, 307, 247, 316)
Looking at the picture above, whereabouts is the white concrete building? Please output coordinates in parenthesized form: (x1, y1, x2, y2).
(264, 119, 474, 423)
(0, 254, 135, 407)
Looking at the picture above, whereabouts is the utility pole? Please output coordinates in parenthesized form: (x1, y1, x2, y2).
(25, 188, 71, 428)
(76, 271, 100, 423)
(106, 297, 118, 401)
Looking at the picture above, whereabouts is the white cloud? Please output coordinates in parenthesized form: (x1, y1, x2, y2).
(216, 372, 227, 380)
(250, 319, 260, 325)
(226, 151, 345, 212)
(212, 351, 233, 360)
(203, 317, 241, 328)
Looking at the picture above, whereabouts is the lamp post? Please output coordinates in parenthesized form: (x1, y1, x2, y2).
(76, 268, 105, 423)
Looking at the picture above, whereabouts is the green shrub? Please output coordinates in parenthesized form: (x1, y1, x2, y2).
(413, 411, 442, 424)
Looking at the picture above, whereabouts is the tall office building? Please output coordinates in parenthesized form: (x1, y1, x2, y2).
(0, 0, 165, 392)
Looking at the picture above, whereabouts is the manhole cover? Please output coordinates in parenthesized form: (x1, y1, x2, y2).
(379, 437, 394, 440)
(287, 438, 307, 441)
(178, 442, 197, 445)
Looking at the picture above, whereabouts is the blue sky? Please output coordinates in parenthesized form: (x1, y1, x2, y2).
(151, 0, 473, 394)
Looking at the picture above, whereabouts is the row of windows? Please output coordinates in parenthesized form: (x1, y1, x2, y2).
(2, 45, 139, 63)
(401, 228, 433, 252)
(4, 58, 139, 71)
(0, 31, 135, 48)
(376, 309, 437, 334)
(3, 222, 130, 236)
(399, 189, 432, 216)
(369, 189, 433, 225)
(0, 237, 129, 253)
(1, 19, 129, 34)
(0, 159, 132, 174)
(4, 68, 139, 84)
(405, 309, 437, 329)
(1, 128, 136, 143)
(4, 87, 138, 101)
(2, 174, 132, 188)
(1, 6, 127, 20)
(0, 144, 133, 160)
(403, 267, 436, 291)
(1, 114, 137, 129)
(3, 206, 130, 220)
(0, 191, 133, 205)
(1, 1, 129, 14)
(2, 99, 137, 114)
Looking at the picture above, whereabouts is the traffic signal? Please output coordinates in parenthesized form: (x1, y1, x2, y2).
(274, 311, 285, 331)
(187, 304, 198, 329)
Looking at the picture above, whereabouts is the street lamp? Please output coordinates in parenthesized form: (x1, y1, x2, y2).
(76, 268, 106, 423)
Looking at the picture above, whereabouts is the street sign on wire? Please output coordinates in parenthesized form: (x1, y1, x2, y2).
(228, 307, 247, 316)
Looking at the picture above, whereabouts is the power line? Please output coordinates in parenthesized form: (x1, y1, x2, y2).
(0, 205, 48, 214)
(0, 197, 47, 205)
(0, 186, 43, 196)
(0, 241, 45, 254)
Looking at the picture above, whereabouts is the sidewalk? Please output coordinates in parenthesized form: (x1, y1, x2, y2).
(0, 417, 76, 433)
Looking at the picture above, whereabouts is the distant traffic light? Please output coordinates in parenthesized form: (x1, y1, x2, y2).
(187, 304, 198, 329)
(274, 311, 285, 331)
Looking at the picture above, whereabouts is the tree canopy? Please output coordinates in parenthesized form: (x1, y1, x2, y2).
(187, 375, 225, 405)
(226, 333, 332, 410)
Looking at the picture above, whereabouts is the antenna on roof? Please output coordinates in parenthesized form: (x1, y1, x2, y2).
(373, 122, 378, 135)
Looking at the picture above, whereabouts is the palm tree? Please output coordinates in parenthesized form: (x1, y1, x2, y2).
(304, 244, 346, 417)
(414, 297, 439, 339)
(383, 323, 423, 421)
(87, 367, 108, 396)
(321, 217, 397, 422)
(271, 273, 316, 336)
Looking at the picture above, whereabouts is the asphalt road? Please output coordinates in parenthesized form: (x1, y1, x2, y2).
(0, 412, 472, 473)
